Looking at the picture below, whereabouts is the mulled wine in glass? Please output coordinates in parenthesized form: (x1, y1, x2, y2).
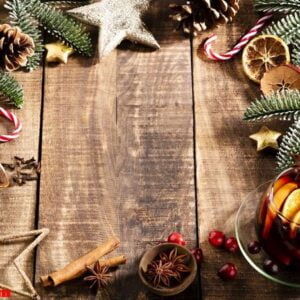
(257, 167, 300, 269)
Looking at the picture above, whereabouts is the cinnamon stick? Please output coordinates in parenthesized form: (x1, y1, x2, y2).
(99, 255, 126, 268)
(40, 236, 120, 287)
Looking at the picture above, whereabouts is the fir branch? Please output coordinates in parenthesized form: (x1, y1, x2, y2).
(255, 0, 300, 13)
(43, 0, 91, 10)
(5, 0, 44, 72)
(24, 0, 93, 56)
(262, 11, 300, 44)
(244, 90, 300, 121)
(291, 32, 300, 66)
(277, 120, 300, 172)
(292, 47, 300, 66)
(0, 71, 24, 108)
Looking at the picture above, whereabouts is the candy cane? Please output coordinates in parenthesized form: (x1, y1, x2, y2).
(204, 13, 273, 61)
(0, 107, 22, 142)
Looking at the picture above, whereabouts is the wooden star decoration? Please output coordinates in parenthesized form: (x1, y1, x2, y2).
(68, 0, 160, 58)
(250, 126, 281, 151)
(0, 228, 49, 299)
(45, 43, 74, 64)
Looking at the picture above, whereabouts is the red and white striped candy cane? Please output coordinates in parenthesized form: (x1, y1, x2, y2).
(0, 107, 22, 143)
(204, 13, 273, 61)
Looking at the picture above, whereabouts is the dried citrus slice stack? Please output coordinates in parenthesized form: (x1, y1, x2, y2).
(242, 35, 290, 83)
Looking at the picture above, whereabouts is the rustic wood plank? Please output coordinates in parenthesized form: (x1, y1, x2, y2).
(36, 0, 198, 298)
(194, 2, 300, 299)
(0, 8, 43, 298)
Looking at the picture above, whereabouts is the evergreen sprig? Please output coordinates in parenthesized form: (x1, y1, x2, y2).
(277, 120, 300, 172)
(255, 0, 300, 64)
(263, 11, 300, 44)
(255, 0, 300, 13)
(292, 32, 300, 66)
(244, 90, 300, 121)
(0, 71, 24, 108)
(24, 0, 93, 56)
(5, 0, 44, 72)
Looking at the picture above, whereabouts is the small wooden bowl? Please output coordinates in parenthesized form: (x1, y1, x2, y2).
(138, 243, 197, 296)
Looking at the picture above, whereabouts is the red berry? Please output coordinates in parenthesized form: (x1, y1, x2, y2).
(190, 247, 203, 265)
(247, 241, 261, 254)
(224, 237, 239, 253)
(167, 232, 186, 246)
(217, 263, 237, 280)
(208, 230, 225, 248)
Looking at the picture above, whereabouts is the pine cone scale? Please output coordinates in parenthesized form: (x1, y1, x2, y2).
(0, 24, 35, 72)
(170, 0, 240, 36)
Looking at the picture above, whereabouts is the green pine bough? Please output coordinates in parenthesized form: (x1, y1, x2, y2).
(24, 0, 93, 56)
(244, 90, 300, 121)
(255, 0, 300, 65)
(1, 0, 92, 107)
(244, 90, 300, 172)
(277, 120, 300, 172)
(0, 71, 24, 109)
(254, 0, 300, 13)
(5, 0, 44, 72)
(263, 12, 300, 44)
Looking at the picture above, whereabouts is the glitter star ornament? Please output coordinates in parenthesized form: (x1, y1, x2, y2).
(45, 42, 74, 64)
(68, 0, 160, 58)
(250, 126, 282, 151)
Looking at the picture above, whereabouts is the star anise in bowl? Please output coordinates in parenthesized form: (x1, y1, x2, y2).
(139, 243, 197, 296)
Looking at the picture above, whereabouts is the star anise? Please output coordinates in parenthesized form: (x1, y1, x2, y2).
(145, 247, 191, 288)
(159, 248, 191, 281)
(145, 260, 176, 288)
(83, 261, 112, 291)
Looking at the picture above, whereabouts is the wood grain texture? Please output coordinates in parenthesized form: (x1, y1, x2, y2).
(0, 8, 43, 297)
(36, 0, 199, 299)
(112, 1, 198, 299)
(194, 2, 300, 299)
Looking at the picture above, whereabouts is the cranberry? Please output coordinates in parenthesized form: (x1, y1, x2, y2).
(190, 247, 203, 265)
(263, 259, 279, 275)
(208, 230, 225, 248)
(224, 237, 239, 253)
(247, 241, 261, 254)
(217, 263, 237, 280)
(167, 232, 186, 246)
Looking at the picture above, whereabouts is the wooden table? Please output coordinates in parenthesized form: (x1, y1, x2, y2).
(1, 1, 300, 299)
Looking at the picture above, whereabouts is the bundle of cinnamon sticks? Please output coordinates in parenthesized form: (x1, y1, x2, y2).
(40, 236, 126, 287)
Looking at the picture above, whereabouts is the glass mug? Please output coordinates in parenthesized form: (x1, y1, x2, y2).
(256, 166, 300, 268)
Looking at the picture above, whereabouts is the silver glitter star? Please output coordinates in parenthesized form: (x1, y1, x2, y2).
(68, 0, 160, 58)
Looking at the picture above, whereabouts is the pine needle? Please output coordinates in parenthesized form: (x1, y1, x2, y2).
(0, 71, 24, 108)
(24, 0, 93, 56)
(255, 0, 300, 13)
(277, 120, 300, 172)
(244, 90, 300, 121)
(262, 11, 300, 44)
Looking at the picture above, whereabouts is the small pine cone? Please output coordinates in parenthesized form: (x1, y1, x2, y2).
(0, 24, 35, 72)
(170, 0, 239, 36)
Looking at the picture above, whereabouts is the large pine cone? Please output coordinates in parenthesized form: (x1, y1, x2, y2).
(170, 0, 239, 36)
(0, 24, 35, 72)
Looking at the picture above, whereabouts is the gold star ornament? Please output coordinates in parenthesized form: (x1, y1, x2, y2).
(0, 228, 49, 299)
(45, 42, 74, 64)
(68, 0, 160, 58)
(250, 126, 282, 151)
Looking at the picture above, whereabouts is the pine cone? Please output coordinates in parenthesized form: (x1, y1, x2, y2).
(0, 24, 35, 72)
(170, 0, 240, 36)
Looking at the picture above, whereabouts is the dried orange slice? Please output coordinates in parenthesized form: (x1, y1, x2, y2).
(242, 35, 290, 83)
